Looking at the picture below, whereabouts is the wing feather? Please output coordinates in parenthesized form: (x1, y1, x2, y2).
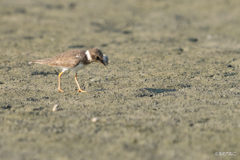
(48, 50, 88, 68)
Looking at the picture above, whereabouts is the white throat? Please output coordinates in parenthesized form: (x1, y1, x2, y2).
(85, 50, 92, 62)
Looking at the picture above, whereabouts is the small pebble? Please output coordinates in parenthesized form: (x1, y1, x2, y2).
(52, 104, 59, 111)
(91, 117, 98, 123)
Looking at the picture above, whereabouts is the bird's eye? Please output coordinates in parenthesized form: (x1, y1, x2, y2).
(96, 56, 100, 60)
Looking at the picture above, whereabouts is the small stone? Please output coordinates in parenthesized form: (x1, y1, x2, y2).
(91, 117, 98, 123)
(52, 104, 59, 112)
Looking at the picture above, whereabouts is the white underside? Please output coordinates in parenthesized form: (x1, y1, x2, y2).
(58, 63, 86, 73)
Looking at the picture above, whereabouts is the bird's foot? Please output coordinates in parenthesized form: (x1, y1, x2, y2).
(58, 88, 64, 92)
(77, 89, 86, 93)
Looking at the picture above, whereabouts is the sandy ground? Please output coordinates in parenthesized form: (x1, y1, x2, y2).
(1, 0, 240, 159)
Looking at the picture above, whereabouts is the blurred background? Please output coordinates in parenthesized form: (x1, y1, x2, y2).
(1, 0, 240, 54)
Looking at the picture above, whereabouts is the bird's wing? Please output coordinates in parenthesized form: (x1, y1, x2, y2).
(48, 50, 87, 68)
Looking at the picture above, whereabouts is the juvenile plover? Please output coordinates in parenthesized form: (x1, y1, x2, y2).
(29, 48, 108, 92)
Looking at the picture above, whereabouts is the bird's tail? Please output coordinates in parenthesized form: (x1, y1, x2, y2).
(28, 58, 52, 65)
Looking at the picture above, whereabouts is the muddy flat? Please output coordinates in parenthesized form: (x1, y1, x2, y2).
(1, 0, 240, 160)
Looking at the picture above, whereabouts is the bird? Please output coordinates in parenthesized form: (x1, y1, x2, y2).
(29, 48, 108, 92)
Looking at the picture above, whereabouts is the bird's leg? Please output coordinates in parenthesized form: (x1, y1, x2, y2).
(58, 71, 64, 92)
(75, 73, 86, 92)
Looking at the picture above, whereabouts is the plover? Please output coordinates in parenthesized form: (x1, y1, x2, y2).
(29, 48, 108, 92)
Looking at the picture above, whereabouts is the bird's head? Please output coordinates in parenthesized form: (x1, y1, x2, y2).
(88, 48, 108, 66)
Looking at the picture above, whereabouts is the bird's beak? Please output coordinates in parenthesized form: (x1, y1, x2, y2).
(101, 54, 108, 66)
(100, 60, 106, 66)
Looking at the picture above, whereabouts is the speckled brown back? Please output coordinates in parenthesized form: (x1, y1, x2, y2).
(48, 50, 90, 68)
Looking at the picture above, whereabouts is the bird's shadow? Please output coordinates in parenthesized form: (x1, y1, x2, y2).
(137, 88, 177, 97)
(68, 45, 85, 49)
(93, 89, 107, 92)
(31, 70, 59, 76)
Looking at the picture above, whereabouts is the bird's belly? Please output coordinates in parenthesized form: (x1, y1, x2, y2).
(57, 63, 86, 72)
(70, 63, 86, 71)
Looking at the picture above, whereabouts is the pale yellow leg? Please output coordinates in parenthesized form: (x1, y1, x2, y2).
(75, 73, 86, 93)
(58, 71, 64, 92)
